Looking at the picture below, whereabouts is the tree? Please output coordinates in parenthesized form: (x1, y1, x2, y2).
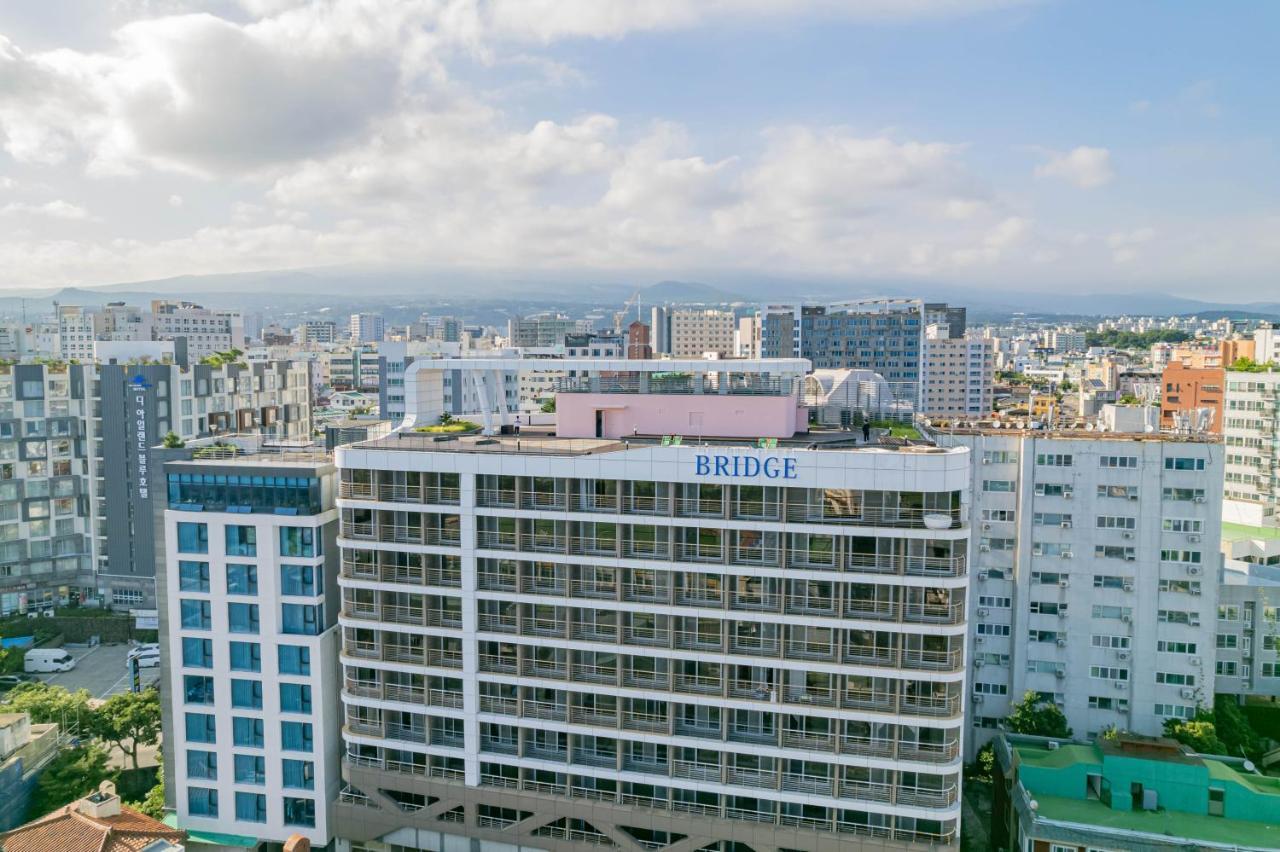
(1212, 694, 1263, 761)
(540, 398, 556, 413)
(1006, 691, 1073, 738)
(1228, 357, 1270, 374)
(27, 744, 115, 819)
(438, 412, 453, 426)
(130, 753, 165, 819)
(1163, 715, 1227, 755)
(94, 688, 162, 770)
(0, 682, 95, 735)
(161, 431, 184, 448)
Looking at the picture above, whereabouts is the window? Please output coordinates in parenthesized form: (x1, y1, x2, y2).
(283, 796, 316, 827)
(1090, 666, 1129, 681)
(179, 561, 209, 592)
(1033, 512, 1073, 527)
(1089, 696, 1128, 711)
(226, 564, 258, 596)
(187, 787, 218, 818)
(1159, 579, 1201, 595)
(278, 645, 311, 675)
(1031, 572, 1064, 585)
(1218, 606, 1240, 622)
(1092, 634, 1130, 649)
(230, 641, 261, 672)
(976, 623, 1011, 636)
(1095, 545, 1135, 560)
(1035, 542, 1072, 557)
(283, 759, 314, 790)
(234, 754, 266, 785)
(1098, 485, 1139, 499)
(1096, 515, 1136, 530)
(982, 509, 1016, 522)
(185, 713, 216, 743)
(1164, 518, 1204, 533)
(1158, 610, 1198, 625)
(1263, 663, 1280, 679)
(186, 750, 217, 780)
(1162, 550, 1202, 564)
(978, 595, 1011, 608)
(280, 683, 312, 713)
(228, 602, 260, 634)
(982, 480, 1014, 492)
(1217, 634, 1239, 650)
(1030, 601, 1066, 616)
(1165, 457, 1206, 471)
(225, 525, 257, 557)
(282, 603, 321, 635)
(1217, 661, 1239, 676)
(1156, 672, 1195, 686)
(280, 564, 320, 597)
(281, 721, 313, 752)
(973, 682, 1008, 695)
(231, 679, 264, 709)
(982, 451, 1017, 464)
(982, 537, 1015, 551)
(1035, 453, 1073, 467)
(177, 522, 208, 554)
(1157, 641, 1197, 654)
(182, 637, 213, 668)
(1092, 605, 1132, 620)
(1034, 483, 1071, 497)
(233, 717, 264, 748)
(1163, 487, 1205, 501)
(1099, 455, 1137, 468)
(184, 675, 215, 705)
(235, 792, 266, 823)
(1093, 575, 1127, 590)
(280, 526, 319, 557)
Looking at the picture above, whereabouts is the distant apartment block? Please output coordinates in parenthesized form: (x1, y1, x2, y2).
(935, 428, 1223, 756)
(1223, 368, 1280, 528)
(349, 314, 386, 345)
(668, 308, 736, 358)
(151, 300, 246, 359)
(1161, 362, 1224, 433)
(921, 326, 994, 418)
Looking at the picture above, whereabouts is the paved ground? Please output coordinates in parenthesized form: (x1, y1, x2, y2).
(38, 642, 161, 699)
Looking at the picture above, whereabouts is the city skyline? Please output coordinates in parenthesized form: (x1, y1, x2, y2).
(0, 1, 1275, 297)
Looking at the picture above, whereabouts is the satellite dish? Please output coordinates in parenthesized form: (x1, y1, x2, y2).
(1244, 760, 1257, 773)
(1085, 423, 1095, 431)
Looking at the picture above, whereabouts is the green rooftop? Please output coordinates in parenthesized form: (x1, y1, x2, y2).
(1223, 521, 1280, 542)
(1032, 792, 1280, 849)
(162, 813, 259, 848)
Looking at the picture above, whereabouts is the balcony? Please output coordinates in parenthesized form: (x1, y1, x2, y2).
(726, 766, 776, 787)
(621, 710, 668, 734)
(522, 700, 567, 722)
(781, 729, 836, 751)
(672, 760, 720, 782)
(781, 773, 833, 795)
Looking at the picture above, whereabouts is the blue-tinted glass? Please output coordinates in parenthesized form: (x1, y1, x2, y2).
(283, 796, 315, 827)
(225, 525, 257, 557)
(282, 759, 314, 790)
(280, 564, 317, 596)
(187, 787, 218, 817)
(279, 527, 316, 557)
(235, 792, 266, 822)
(184, 675, 215, 705)
(177, 522, 208, 554)
(178, 560, 209, 592)
(180, 599, 210, 630)
(226, 564, 257, 595)
(281, 603, 320, 635)
(281, 721, 312, 752)
(228, 602, 259, 634)
(234, 753, 266, 784)
(280, 683, 311, 714)
(232, 717, 264, 748)
(278, 645, 310, 675)
(182, 637, 212, 668)
(229, 641, 261, 672)
(186, 749, 217, 780)
(231, 679, 263, 709)
(185, 713, 216, 743)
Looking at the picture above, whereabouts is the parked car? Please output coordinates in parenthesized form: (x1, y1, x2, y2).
(127, 643, 160, 660)
(128, 648, 161, 669)
(23, 649, 76, 673)
(0, 673, 36, 692)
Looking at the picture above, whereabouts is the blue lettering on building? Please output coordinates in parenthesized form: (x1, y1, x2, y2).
(694, 454, 797, 479)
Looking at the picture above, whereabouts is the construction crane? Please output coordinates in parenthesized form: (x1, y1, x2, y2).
(614, 290, 641, 333)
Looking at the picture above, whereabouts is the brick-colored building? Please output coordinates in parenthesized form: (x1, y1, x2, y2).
(1161, 361, 1224, 432)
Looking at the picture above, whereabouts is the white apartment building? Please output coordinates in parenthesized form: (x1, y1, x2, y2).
(151, 300, 246, 359)
(1223, 368, 1280, 528)
(935, 429, 1222, 755)
(298, 321, 339, 345)
(1043, 329, 1087, 354)
(921, 326, 994, 418)
(669, 309, 736, 358)
(350, 314, 386, 344)
(162, 449, 341, 846)
(56, 305, 97, 362)
(1216, 533, 1280, 698)
(331, 358, 971, 850)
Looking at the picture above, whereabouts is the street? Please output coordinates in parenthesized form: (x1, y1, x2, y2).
(38, 643, 161, 700)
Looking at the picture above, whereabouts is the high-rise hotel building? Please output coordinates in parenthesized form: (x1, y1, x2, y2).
(333, 358, 972, 850)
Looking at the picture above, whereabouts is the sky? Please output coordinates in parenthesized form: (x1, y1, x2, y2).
(0, 0, 1275, 299)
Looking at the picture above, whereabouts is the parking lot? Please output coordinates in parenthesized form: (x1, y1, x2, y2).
(37, 642, 161, 699)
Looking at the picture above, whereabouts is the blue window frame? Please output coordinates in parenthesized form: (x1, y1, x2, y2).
(279, 683, 312, 714)
(282, 759, 314, 790)
(279, 526, 318, 558)
(283, 796, 315, 827)
(278, 645, 310, 675)
(232, 716, 264, 748)
(228, 602, 259, 634)
(229, 641, 261, 672)
(186, 750, 217, 780)
(183, 675, 215, 705)
(234, 753, 266, 785)
(187, 787, 218, 818)
(225, 525, 257, 557)
(231, 678, 263, 710)
(182, 637, 213, 668)
(180, 599, 211, 630)
(226, 563, 258, 595)
(178, 560, 209, 592)
(281, 721, 313, 752)
(235, 792, 267, 823)
(177, 522, 208, 554)
(281, 603, 321, 635)
(184, 713, 216, 743)
(280, 564, 320, 597)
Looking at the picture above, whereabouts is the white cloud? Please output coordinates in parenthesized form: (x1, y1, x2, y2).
(1107, 226, 1155, 264)
(1034, 146, 1113, 189)
(0, 200, 92, 220)
(168, 193, 183, 207)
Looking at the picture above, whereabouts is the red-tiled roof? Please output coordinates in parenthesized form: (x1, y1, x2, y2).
(0, 801, 185, 852)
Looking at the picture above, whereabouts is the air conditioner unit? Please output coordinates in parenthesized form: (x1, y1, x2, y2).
(1191, 657, 1202, 666)
(1243, 681, 1253, 690)
(1123, 531, 1134, 539)
(983, 523, 992, 531)
(977, 571, 989, 582)
(1179, 688, 1195, 699)
(972, 693, 985, 703)
(974, 659, 985, 668)
(1193, 496, 1206, 503)
(1059, 577, 1070, 587)
(1063, 491, 1074, 499)
(1128, 494, 1140, 501)
(1055, 669, 1066, 679)
(1187, 534, 1201, 543)
(1062, 552, 1074, 559)
(1190, 618, 1201, 628)
(1188, 566, 1202, 576)
(1125, 555, 1137, 562)
(1056, 637, 1068, 647)
(977, 607, 990, 617)
(979, 544, 991, 552)
(1122, 614, 1133, 623)
(1191, 587, 1202, 596)
(976, 636, 985, 644)
(1117, 650, 1130, 661)
(1123, 583, 1134, 593)
(1114, 681, 1126, 690)
(1061, 520, 1073, 529)
(982, 458, 991, 464)
(1058, 610, 1068, 619)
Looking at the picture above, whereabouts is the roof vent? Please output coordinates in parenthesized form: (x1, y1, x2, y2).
(78, 780, 121, 818)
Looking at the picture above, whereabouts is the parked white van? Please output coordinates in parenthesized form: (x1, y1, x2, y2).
(23, 649, 76, 673)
